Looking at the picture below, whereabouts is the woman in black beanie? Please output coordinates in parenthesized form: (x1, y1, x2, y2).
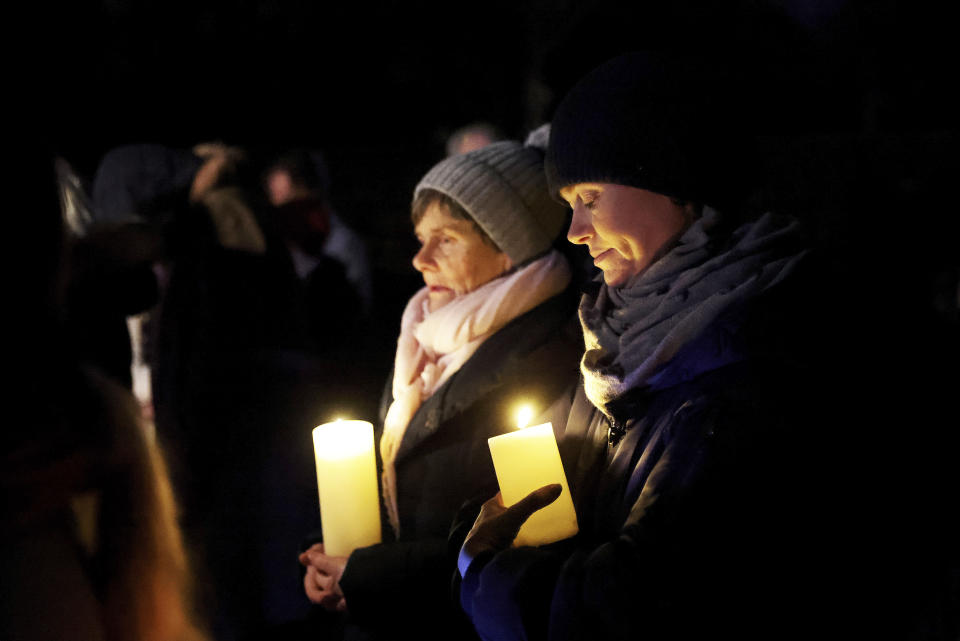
(455, 52, 886, 641)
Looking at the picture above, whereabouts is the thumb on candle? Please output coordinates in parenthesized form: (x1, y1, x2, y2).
(503, 483, 562, 530)
(460, 484, 565, 574)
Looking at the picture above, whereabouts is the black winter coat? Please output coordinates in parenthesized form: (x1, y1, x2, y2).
(336, 287, 582, 641)
(456, 258, 937, 641)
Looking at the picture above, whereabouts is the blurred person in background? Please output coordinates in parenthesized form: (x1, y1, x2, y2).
(263, 148, 373, 315)
(88, 140, 365, 639)
(444, 121, 504, 157)
(2, 150, 208, 641)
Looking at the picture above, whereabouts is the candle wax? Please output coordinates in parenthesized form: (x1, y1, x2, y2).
(488, 422, 578, 547)
(312, 420, 382, 556)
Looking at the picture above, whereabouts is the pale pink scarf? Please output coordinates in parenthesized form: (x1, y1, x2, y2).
(380, 250, 571, 535)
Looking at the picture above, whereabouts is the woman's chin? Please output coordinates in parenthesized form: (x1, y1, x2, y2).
(601, 270, 629, 288)
(427, 290, 456, 311)
(601, 263, 645, 289)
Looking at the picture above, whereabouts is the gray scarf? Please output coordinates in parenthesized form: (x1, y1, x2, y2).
(579, 208, 808, 418)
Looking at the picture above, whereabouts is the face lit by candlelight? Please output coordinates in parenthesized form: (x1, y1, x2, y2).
(412, 202, 512, 311)
(560, 182, 694, 288)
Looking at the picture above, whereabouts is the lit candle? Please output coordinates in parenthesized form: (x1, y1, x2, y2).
(312, 419, 382, 556)
(487, 406, 578, 547)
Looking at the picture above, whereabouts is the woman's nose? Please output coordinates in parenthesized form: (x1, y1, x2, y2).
(412, 242, 434, 272)
(566, 204, 592, 245)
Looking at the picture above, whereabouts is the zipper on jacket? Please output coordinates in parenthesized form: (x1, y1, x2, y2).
(607, 417, 627, 446)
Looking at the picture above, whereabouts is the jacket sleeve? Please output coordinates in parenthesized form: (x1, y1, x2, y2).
(459, 388, 827, 641)
(457, 478, 691, 641)
(338, 537, 455, 625)
(457, 448, 696, 641)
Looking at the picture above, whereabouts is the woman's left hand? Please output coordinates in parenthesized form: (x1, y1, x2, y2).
(298, 543, 349, 612)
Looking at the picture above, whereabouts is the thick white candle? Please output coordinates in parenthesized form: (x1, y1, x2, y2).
(312, 419, 382, 556)
(488, 421, 578, 547)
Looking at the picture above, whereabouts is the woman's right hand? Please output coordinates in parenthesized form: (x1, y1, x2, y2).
(299, 543, 349, 612)
(458, 484, 561, 576)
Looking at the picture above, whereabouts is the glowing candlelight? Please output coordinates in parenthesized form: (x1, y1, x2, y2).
(487, 405, 578, 547)
(312, 419, 382, 556)
(516, 405, 535, 429)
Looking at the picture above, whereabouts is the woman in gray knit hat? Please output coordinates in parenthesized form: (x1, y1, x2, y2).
(298, 126, 582, 641)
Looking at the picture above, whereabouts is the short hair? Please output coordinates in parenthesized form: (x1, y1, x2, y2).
(265, 149, 330, 200)
(410, 188, 500, 251)
(445, 122, 504, 157)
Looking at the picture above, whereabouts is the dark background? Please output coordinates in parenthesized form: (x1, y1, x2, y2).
(15, 3, 958, 638)
(24, 0, 960, 356)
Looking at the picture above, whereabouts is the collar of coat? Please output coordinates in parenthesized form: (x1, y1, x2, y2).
(393, 288, 579, 463)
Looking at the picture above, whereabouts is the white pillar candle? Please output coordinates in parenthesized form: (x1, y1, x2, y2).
(312, 419, 382, 556)
(488, 413, 578, 547)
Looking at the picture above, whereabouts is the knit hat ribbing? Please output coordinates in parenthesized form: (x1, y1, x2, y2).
(414, 130, 568, 265)
(546, 52, 745, 208)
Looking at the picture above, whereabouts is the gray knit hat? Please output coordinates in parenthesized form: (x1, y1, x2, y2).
(414, 126, 568, 265)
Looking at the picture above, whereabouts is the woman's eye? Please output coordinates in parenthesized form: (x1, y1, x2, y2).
(582, 197, 597, 210)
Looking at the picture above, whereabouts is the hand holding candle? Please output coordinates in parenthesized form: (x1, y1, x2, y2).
(312, 419, 382, 557)
(459, 483, 564, 576)
(486, 405, 579, 547)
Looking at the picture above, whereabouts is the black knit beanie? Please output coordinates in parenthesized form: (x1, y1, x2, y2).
(546, 52, 745, 208)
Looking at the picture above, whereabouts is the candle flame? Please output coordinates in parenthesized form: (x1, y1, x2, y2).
(314, 420, 375, 459)
(516, 405, 535, 430)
